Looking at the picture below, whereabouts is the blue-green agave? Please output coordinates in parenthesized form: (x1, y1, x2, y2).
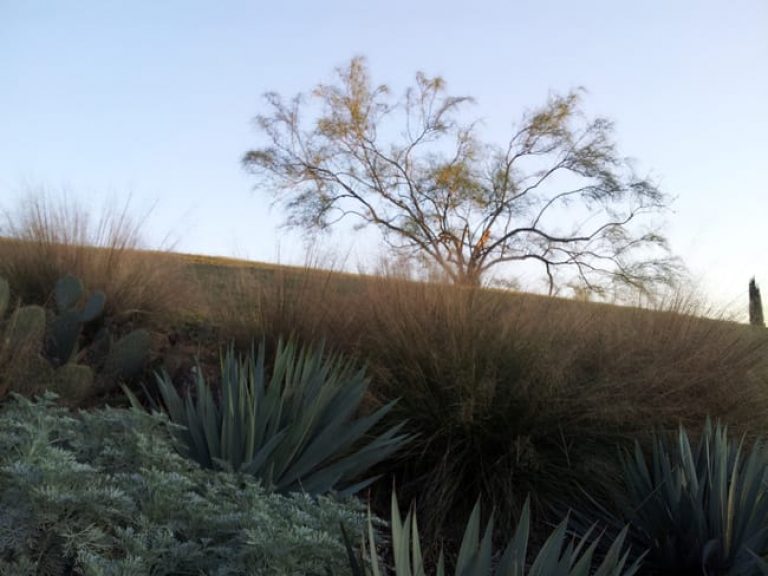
(343, 492, 642, 576)
(131, 341, 409, 496)
(617, 419, 768, 575)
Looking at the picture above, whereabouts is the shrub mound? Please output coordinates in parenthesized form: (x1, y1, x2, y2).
(0, 393, 364, 575)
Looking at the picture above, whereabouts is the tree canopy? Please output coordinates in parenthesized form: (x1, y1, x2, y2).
(243, 57, 680, 296)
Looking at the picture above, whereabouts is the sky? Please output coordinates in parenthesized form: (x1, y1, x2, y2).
(1, 0, 766, 314)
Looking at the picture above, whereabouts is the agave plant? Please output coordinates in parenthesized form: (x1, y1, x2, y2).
(617, 419, 768, 575)
(342, 492, 642, 576)
(132, 340, 409, 495)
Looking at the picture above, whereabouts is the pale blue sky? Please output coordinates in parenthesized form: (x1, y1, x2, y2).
(1, 0, 766, 312)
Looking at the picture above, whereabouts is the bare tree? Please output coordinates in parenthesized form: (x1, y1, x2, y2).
(243, 57, 680, 295)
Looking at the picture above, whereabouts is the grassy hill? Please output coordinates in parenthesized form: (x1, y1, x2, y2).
(2, 221, 768, 571)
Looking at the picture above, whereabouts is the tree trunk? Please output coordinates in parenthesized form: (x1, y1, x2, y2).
(749, 278, 765, 327)
(453, 267, 483, 287)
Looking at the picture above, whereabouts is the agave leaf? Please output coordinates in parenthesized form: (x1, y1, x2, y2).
(528, 517, 569, 575)
(240, 429, 288, 479)
(593, 539, 624, 576)
(270, 411, 327, 482)
(334, 476, 381, 500)
(311, 423, 410, 492)
(591, 527, 640, 576)
(455, 500, 482, 575)
(121, 384, 143, 410)
(286, 466, 345, 496)
(391, 494, 410, 576)
(279, 400, 400, 488)
(196, 376, 221, 467)
(155, 372, 189, 429)
(473, 513, 495, 576)
(315, 367, 369, 425)
(246, 348, 284, 458)
(436, 552, 446, 576)
(496, 497, 530, 576)
(183, 391, 212, 467)
(410, 506, 426, 576)
(568, 529, 599, 576)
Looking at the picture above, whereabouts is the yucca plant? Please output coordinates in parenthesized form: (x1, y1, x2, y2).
(616, 419, 768, 575)
(341, 493, 642, 576)
(132, 340, 409, 495)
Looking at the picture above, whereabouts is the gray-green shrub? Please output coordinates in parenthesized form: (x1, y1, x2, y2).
(0, 393, 365, 575)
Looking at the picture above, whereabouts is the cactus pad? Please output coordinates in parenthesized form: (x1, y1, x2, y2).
(52, 364, 95, 404)
(79, 290, 106, 322)
(104, 329, 151, 380)
(54, 274, 84, 312)
(6, 305, 46, 350)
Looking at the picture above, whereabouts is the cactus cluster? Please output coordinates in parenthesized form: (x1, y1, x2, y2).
(0, 274, 151, 404)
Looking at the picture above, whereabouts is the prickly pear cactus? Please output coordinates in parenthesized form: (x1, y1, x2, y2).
(104, 330, 151, 381)
(47, 275, 106, 365)
(0, 290, 51, 398)
(48, 310, 82, 365)
(88, 327, 112, 365)
(79, 291, 106, 323)
(54, 274, 84, 312)
(6, 305, 46, 350)
(0, 273, 152, 405)
(51, 364, 95, 404)
(15, 353, 56, 396)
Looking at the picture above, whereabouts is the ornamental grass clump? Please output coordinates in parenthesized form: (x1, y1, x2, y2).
(143, 340, 409, 495)
(0, 393, 366, 575)
(350, 279, 611, 547)
(347, 277, 768, 551)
